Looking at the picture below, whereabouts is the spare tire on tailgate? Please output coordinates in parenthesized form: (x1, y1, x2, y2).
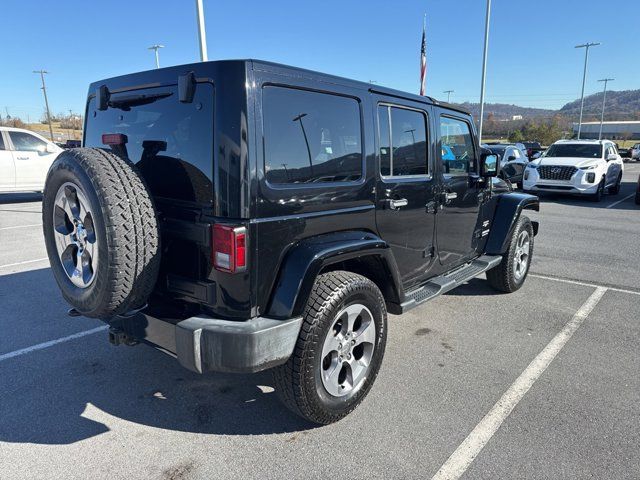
(42, 148, 160, 319)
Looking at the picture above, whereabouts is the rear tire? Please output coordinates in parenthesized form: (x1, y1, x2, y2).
(486, 215, 534, 293)
(273, 271, 387, 424)
(42, 148, 160, 319)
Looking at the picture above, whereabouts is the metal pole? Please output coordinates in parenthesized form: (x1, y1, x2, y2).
(33, 70, 54, 141)
(478, 0, 491, 143)
(575, 42, 600, 139)
(597, 78, 614, 140)
(195, 0, 208, 61)
(148, 44, 164, 68)
(444, 90, 454, 103)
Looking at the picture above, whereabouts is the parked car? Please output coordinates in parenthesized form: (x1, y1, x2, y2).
(635, 173, 640, 205)
(482, 143, 528, 188)
(523, 139, 624, 201)
(41, 59, 540, 424)
(0, 127, 62, 193)
(521, 141, 544, 159)
(630, 143, 640, 160)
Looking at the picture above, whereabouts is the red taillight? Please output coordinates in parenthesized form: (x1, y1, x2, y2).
(102, 133, 128, 145)
(212, 224, 247, 273)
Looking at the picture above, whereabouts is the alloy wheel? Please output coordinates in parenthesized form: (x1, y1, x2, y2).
(52, 182, 98, 288)
(320, 303, 376, 397)
(512, 230, 530, 282)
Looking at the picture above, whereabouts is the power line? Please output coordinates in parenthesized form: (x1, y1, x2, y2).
(33, 70, 54, 141)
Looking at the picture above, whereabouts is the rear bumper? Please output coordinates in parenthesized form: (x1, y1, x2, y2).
(109, 312, 303, 374)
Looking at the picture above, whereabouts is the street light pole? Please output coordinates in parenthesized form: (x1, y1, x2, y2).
(478, 0, 492, 143)
(33, 70, 54, 141)
(195, 0, 208, 61)
(148, 44, 164, 68)
(597, 78, 614, 140)
(575, 42, 600, 139)
(443, 90, 454, 103)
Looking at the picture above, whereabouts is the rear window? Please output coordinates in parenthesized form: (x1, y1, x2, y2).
(84, 83, 214, 204)
(262, 86, 362, 185)
(545, 143, 602, 158)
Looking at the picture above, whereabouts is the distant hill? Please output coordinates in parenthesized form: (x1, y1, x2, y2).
(559, 89, 640, 118)
(450, 89, 640, 122)
(452, 102, 556, 120)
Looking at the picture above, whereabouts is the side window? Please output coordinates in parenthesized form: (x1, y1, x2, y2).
(8, 131, 47, 152)
(262, 86, 362, 185)
(377, 105, 428, 177)
(512, 148, 522, 159)
(439, 116, 476, 175)
(0, 133, 5, 150)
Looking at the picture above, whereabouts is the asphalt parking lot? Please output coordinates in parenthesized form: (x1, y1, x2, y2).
(1, 164, 639, 480)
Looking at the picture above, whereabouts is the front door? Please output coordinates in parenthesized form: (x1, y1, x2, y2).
(0, 132, 16, 192)
(374, 99, 436, 287)
(436, 113, 483, 269)
(7, 130, 52, 190)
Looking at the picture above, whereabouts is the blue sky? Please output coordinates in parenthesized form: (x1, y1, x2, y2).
(2, 0, 638, 121)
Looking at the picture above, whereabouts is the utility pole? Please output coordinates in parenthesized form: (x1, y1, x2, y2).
(443, 90, 454, 103)
(33, 70, 54, 141)
(574, 42, 600, 139)
(478, 0, 492, 142)
(597, 78, 614, 140)
(195, 0, 208, 61)
(148, 44, 164, 68)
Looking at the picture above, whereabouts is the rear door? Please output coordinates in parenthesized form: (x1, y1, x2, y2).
(0, 131, 16, 191)
(374, 97, 436, 287)
(436, 112, 483, 269)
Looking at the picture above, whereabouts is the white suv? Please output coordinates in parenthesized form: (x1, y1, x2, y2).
(0, 127, 63, 193)
(523, 139, 624, 201)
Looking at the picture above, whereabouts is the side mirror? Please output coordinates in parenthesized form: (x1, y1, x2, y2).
(480, 152, 499, 177)
(46, 143, 57, 154)
(507, 155, 516, 161)
(531, 152, 542, 160)
(606, 153, 616, 161)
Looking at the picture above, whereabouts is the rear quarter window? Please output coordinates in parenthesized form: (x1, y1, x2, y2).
(262, 86, 363, 185)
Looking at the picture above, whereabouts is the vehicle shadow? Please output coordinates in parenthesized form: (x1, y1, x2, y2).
(533, 181, 638, 211)
(0, 268, 316, 445)
(0, 192, 43, 205)
(443, 277, 503, 297)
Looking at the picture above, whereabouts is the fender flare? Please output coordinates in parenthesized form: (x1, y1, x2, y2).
(485, 192, 539, 255)
(266, 231, 402, 319)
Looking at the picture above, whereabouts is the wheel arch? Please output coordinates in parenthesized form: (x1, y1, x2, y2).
(485, 192, 539, 255)
(265, 231, 403, 319)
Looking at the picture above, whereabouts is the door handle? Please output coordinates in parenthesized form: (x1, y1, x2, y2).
(16, 156, 29, 161)
(444, 192, 457, 200)
(386, 198, 408, 210)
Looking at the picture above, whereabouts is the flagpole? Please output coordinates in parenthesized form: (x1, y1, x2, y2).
(478, 0, 491, 142)
(419, 13, 427, 96)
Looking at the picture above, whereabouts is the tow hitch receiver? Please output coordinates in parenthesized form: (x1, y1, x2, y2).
(108, 327, 139, 347)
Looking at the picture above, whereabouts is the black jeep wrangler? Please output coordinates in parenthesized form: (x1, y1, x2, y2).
(42, 60, 539, 424)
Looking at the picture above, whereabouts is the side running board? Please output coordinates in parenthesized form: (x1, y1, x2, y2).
(397, 255, 502, 314)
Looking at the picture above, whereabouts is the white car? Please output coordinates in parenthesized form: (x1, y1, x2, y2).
(630, 143, 640, 160)
(523, 139, 624, 201)
(0, 127, 63, 193)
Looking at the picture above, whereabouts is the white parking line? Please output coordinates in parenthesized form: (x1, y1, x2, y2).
(0, 326, 108, 363)
(431, 287, 607, 480)
(0, 223, 42, 231)
(0, 257, 49, 270)
(530, 273, 640, 296)
(606, 193, 634, 209)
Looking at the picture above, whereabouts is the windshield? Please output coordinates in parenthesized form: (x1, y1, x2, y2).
(544, 143, 602, 158)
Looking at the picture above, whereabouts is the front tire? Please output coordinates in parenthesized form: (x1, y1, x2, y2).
(273, 271, 387, 424)
(487, 215, 534, 293)
(591, 177, 605, 202)
(609, 173, 622, 195)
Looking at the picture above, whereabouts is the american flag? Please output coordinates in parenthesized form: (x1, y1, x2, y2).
(419, 15, 427, 96)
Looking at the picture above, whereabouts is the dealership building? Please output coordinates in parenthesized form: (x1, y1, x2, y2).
(572, 121, 640, 140)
